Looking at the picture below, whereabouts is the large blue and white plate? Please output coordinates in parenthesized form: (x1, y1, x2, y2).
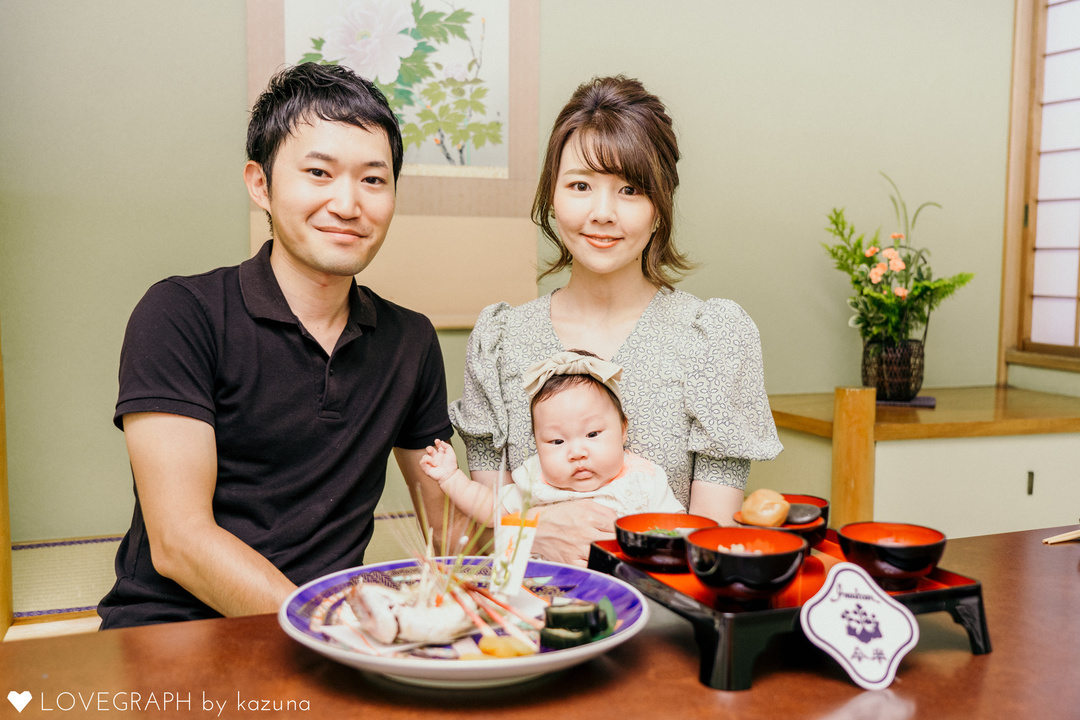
(278, 557, 649, 688)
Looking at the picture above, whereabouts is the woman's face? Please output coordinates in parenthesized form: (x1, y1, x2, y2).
(552, 136, 657, 281)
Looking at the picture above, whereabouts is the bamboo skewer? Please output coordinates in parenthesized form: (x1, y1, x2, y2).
(1042, 522, 1080, 544)
(450, 589, 497, 639)
(465, 583, 544, 630)
(466, 591, 540, 651)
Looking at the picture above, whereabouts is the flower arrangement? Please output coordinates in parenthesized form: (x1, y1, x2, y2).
(299, 0, 503, 166)
(822, 174, 974, 349)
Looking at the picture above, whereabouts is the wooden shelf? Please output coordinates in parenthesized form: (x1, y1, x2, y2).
(769, 386, 1080, 442)
(766, 385, 1080, 529)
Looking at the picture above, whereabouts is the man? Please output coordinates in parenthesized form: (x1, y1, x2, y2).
(98, 63, 453, 628)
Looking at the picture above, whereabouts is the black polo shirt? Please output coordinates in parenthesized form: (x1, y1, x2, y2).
(99, 241, 452, 628)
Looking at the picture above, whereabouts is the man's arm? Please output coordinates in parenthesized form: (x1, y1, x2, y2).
(124, 412, 296, 616)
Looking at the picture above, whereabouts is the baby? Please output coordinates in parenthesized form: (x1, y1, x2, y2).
(421, 350, 684, 526)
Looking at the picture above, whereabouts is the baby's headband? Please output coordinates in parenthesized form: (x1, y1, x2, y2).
(522, 351, 624, 403)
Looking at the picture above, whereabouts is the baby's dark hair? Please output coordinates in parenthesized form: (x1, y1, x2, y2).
(529, 350, 627, 425)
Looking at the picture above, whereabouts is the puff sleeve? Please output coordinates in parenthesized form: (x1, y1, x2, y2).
(448, 302, 513, 471)
(683, 299, 783, 489)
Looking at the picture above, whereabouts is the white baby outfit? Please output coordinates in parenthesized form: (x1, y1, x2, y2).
(499, 451, 685, 517)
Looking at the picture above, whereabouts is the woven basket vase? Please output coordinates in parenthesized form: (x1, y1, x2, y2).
(861, 339, 925, 402)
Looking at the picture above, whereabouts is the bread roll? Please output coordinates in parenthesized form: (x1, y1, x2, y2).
(741, 489, 790, 527)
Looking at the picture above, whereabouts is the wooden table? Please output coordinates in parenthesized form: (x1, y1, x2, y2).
(3, 526, 1079, 719)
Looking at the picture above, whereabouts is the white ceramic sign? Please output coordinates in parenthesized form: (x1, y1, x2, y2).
(800, 562, 919, 690)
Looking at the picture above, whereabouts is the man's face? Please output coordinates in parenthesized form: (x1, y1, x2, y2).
(248, 119, 396, 281)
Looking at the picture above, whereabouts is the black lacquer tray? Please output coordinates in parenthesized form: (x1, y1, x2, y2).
(587, 530, 991, 691)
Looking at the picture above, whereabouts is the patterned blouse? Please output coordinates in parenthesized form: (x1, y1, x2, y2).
(448, 288, 783, 508)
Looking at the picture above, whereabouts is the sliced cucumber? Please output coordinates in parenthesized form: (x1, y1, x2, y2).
(540, 626, 590, 650)
(544, 600, 607, 634)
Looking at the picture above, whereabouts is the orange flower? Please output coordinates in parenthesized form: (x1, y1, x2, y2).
(889, 258, 906, 272)
(891, 233, 905, 240)
(869, 262, 887, 284)
(894, 287, 910, 300)
(882, 247, 899, 261)
(864, 246, 879, 257)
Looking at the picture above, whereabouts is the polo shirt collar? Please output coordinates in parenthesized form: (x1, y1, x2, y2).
(239, 240, 377, 330)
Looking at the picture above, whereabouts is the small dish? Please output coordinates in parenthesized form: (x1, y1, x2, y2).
(782, 493, 830, 527)
(733, 492, 829, 547)
(838, 521, 946, 591)
(615, 513, 718, 569)
(685, 527, 808, 602)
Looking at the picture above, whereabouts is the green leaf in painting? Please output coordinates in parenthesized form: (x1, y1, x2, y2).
(416, 10, 449, 43)
(401, 122, 426, 151)
(398, 49, 434, 87)
(450, 126, 471, 146)
(312, 37, 325, 51)
(445, 8, 473, 24)
(421, 84, 447, 105)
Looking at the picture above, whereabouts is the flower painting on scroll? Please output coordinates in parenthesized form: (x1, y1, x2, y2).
(286, 0, 509, 178)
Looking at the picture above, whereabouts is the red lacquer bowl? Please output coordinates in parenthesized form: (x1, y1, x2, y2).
(685, 527, 808, 601)
(838, 521, 947, 591)
(615, 513, 718, 569)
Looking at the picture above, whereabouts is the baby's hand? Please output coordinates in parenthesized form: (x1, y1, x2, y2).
(419, 439, 460, 484)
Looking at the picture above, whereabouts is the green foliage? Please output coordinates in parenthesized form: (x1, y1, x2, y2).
(822, 178, 974, 346)
(298, 2, 502, 165)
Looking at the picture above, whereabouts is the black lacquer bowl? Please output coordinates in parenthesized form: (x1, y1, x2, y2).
(615, 513, 718, 569)
(685, 527, 808, 601)
(838, 521, 946, 591)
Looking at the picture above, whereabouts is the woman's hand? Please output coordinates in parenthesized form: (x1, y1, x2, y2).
(528, 500, 618, 567)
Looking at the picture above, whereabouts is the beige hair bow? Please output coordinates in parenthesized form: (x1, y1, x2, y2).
(522, 351, 624, 403)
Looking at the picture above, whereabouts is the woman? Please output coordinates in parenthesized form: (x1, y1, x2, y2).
(449, 76, 782, 565)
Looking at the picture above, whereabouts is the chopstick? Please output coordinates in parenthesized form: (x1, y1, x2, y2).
(1042, 526, 1080, 544)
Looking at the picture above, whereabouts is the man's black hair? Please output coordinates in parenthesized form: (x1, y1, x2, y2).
(247, 63, 403, 192)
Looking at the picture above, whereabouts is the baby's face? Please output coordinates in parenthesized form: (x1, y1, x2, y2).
(532, 383, 628, 492)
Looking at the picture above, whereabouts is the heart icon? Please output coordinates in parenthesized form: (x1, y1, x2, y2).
(7, 691, 32, 713)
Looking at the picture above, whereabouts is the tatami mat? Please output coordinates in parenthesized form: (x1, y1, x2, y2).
(12, 537, 122, 619)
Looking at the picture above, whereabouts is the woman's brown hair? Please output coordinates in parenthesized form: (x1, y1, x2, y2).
(532, 76, 694, 289)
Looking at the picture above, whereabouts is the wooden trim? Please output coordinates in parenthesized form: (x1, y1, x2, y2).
(770, 409, 832, 439)
(1006, 346, 1080, 372)
(10, 609, 99, 627)
(829, 387, 876, 528)
(1023, 0, 1049, 348)
(999, 0, 1037, 383)
(0, 313, 11, 641)
(1020, 339, 1080, 356)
